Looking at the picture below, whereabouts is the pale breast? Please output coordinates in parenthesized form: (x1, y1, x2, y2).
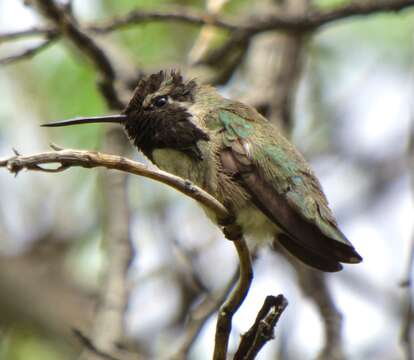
(153, 148, 279, 250)
(152, 148, 204, 185)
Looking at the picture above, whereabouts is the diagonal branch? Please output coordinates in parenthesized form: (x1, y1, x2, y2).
(0, 27, 56, 42)
(0, 147, 265, 358)
(0, 37, 57, 65)
(25, 0, 124, 110)
(0, 148, 230, 222)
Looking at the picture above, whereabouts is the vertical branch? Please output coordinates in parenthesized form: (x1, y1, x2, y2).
(188, 0, 231, 65)
(213, 229, 253, 360)
(291, 262, 345, 360)
(24, 1, 134, 358)
(400, 49, 414, 360)
(79, 128, 133, 360)
(242, 0, 310, 135)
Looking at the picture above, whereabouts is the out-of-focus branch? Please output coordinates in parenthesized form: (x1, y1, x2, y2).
(91, 5, 238, 33)
(243, 0, 346, 358)
(25, 0, 125, 110)
(400, 68, 414, 360)
(2, 0, 412, 46)
(0, 37, 57, 65)
(234, 295, 288, 360)
(188, 0, 231, 65)
(171, 270, 239, 360)
(0, 244, 94, 350)
(17, 3, 135, 360)
(0, 148, 230, 223)
(0, 149, 270, 358)
(292, 262, 345, 360)
(92, 0, 414, 34)
(241, 0, 308, 134)
(401, 261, 414, 360)
(74, 330, 122, 360)
(0, 27, 55, 42)
(78, 130, 134, 360)
(213, 227, 253, 360)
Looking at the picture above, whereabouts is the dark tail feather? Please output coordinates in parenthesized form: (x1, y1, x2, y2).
(328, 228, 362, 264)
(277, 233, 343, 272)
(234, 169, 362, 268)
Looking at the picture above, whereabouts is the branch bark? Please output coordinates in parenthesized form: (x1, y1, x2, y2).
(2, 0, 413, 46)
(0, 148, 230, 224)
(213, 227, 253, 360)
(234, 294, 288, 360)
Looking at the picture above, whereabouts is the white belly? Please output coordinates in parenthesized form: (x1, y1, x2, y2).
(236, 205, 279, 249)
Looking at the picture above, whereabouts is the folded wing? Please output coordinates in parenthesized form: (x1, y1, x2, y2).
(218, 109, 362, 272)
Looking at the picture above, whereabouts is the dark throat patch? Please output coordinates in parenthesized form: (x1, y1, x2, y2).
(122, 70, 209, 160)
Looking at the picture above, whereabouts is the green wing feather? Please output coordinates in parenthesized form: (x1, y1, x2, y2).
(216, 106, 362, 271)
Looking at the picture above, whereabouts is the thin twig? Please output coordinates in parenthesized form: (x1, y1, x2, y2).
(213, 227, 253, 360)
(73, 329, 122, 360)
(0, 148, 230, 222)
(90, 6, 238, 33)
(0, 27, 56, 43)
(0, 37, 57, 65)
(234, 294, 288, 360)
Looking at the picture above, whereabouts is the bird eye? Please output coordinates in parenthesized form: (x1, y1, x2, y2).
(154, 96, 167, 108)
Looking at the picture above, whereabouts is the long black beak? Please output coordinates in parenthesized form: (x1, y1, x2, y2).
(41, 114, 127, 127)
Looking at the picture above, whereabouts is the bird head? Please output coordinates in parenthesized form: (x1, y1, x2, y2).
(42, 70, 209, 158)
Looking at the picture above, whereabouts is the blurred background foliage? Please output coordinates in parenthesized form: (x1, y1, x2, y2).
(0, 0, 413, 359)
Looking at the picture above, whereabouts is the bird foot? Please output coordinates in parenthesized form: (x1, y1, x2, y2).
(222, 224, 243, 241)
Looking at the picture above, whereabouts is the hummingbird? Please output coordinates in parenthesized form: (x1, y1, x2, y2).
(43, 70, 362, 272)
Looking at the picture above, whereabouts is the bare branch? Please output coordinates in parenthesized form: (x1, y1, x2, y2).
(0, 37, 57, 65)
(245, 0, 414, 33)
(0, 27, 56, 42)
(0, 148, 230, 222)
(171, 270, 239, 359)
(0, 245, 94, 347)
(90, 6, 238, 33)
(213, 226, 253, 360)
(25, 0, 124, 110)
(91, 0, 414, 34)
(289, 259, 345, 360)
(234, 294, 288, 360)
